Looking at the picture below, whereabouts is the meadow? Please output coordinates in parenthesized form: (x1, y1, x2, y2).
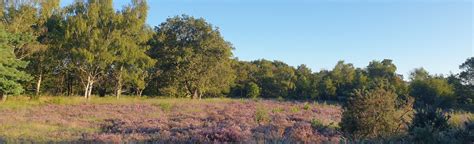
(0, 96, 344, 143)
(1, 96, 472, 143)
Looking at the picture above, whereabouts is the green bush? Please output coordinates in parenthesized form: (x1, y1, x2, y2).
(272, 107, 284, 113)
(311, 119, 325, 129)
(255, 106, 270, 124)
(156, 102, 173, 112)
(340, 87, 401, 140)
(303, 102, 311, 110)
(246, 82, 260, 99)
(290, 106, 299, 113)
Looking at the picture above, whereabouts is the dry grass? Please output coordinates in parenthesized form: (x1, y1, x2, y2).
(0, 96, 342, 143)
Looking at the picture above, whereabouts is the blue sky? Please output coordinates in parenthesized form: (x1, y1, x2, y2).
(61, 0, 473, 77)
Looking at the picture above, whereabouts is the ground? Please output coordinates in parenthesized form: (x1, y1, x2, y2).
(0, 96, 343, 143)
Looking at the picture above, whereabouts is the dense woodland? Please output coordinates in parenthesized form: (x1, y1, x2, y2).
(0, 0, 473, 143)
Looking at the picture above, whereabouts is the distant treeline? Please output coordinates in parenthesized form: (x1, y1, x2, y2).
(0, 0, 473, 108)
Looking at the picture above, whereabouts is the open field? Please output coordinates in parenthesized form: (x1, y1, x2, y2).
(0, 96, 343, 143)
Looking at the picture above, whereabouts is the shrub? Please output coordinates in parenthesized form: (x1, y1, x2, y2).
(156, 102, 173, 112)
(255, 106, 270, 124)
(290, 106, 299, 113)
(272, 107, 284, 113)
(340, 87, 401, 140)
(310, 119, 325, 130)
(303, 102, 311, 110)
(408, 106, 454, 143)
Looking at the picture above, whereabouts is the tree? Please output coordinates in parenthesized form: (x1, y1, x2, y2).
(111, 0, 155, 98)
(459, 57, 474, 85)
(149, 15, 235, 99)
(1, 0, 40, 60)
(340, 86, 401, 141)
(245, 82, 260, 99)
(292, 64, 317, 99)
(252, 60, 296, 99)
(409, 68, 430, 81)
(0, 25, 31, 101)
(409, 72, 455, 109)
(27, 0, 61, 96)
(229, 60, 258, 98)
(408, 70, 457, 143)
(63, 0, 118, 98)
(330, 61, 356, 99)
(319, 78, 336, 100)
(367, 59, 409, 106)
(456, 57, 474, 105)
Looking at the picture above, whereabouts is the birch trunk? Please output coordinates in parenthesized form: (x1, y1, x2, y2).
(115, 66, 123, 99)
(35, 73, 42, 96)
(87, 81, 94, 99)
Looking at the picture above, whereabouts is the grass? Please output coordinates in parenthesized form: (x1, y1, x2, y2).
(255, 106, 270, 124)
(0, 96, 344, 143)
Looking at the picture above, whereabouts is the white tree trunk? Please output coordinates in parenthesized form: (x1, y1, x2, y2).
(87, 81, 94, 99)
(84, 82, 89, 98)
(35, 74, 42, 96)
(84, 76, 93, 99)
(115, 66, 123, 99)
(2, 94, 7, 103)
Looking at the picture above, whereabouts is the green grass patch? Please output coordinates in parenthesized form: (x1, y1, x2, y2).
(255, 106, 270, 124)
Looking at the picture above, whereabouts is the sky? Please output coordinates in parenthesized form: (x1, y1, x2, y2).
(61, 0, 473, 77)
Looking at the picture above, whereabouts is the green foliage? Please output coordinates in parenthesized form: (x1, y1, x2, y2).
(340, 86, 401, 140)
(303, 102, 311, 110)
(156, 102, 173, 112)
(252, 60, 296, 99)
(255, 106, 270, 124)
(290, 106, 299, 113)
(460, 57, 474, 86)
(272, 107, 284, 113)
(452, 57, 474, 106)
(292, 64, 318, 99)
(410, 72, 455, 109)
(320, 78, 337, 99)
(408, 107, 460, 144)
(311, 119, 325, 129)
(149, 15, 235, 99)
(246, 82, 260, 99)
(0, 25, 31, 96)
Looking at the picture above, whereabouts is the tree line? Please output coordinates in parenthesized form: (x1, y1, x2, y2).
(0, 0, 473, 108)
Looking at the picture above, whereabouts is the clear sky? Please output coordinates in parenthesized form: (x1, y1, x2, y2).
(61, 0, 473, 77)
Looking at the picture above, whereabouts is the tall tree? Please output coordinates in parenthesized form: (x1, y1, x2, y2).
(366, 59, 409, 105)
(292, 64, 316, 99)
(112, 0, 155, 98)
(27, 0, 61, 96)
(63, 0, 117, 98)
(0, 0, 40, 60)
(409, 71, 455, 109)
(330, 61, 356, 98)
(459, 57, 474, 86)
(0, 24, 31, 101)
(149, 15, 234, 99)
(252, 60, 296, 99)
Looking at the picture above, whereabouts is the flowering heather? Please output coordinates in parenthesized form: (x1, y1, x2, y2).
(0, 97, 342, 143)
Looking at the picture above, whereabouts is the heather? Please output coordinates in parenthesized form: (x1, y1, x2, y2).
(0, 96, 341, 143)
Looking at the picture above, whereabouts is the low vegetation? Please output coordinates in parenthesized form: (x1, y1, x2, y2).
(0, 96, 342, 143)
